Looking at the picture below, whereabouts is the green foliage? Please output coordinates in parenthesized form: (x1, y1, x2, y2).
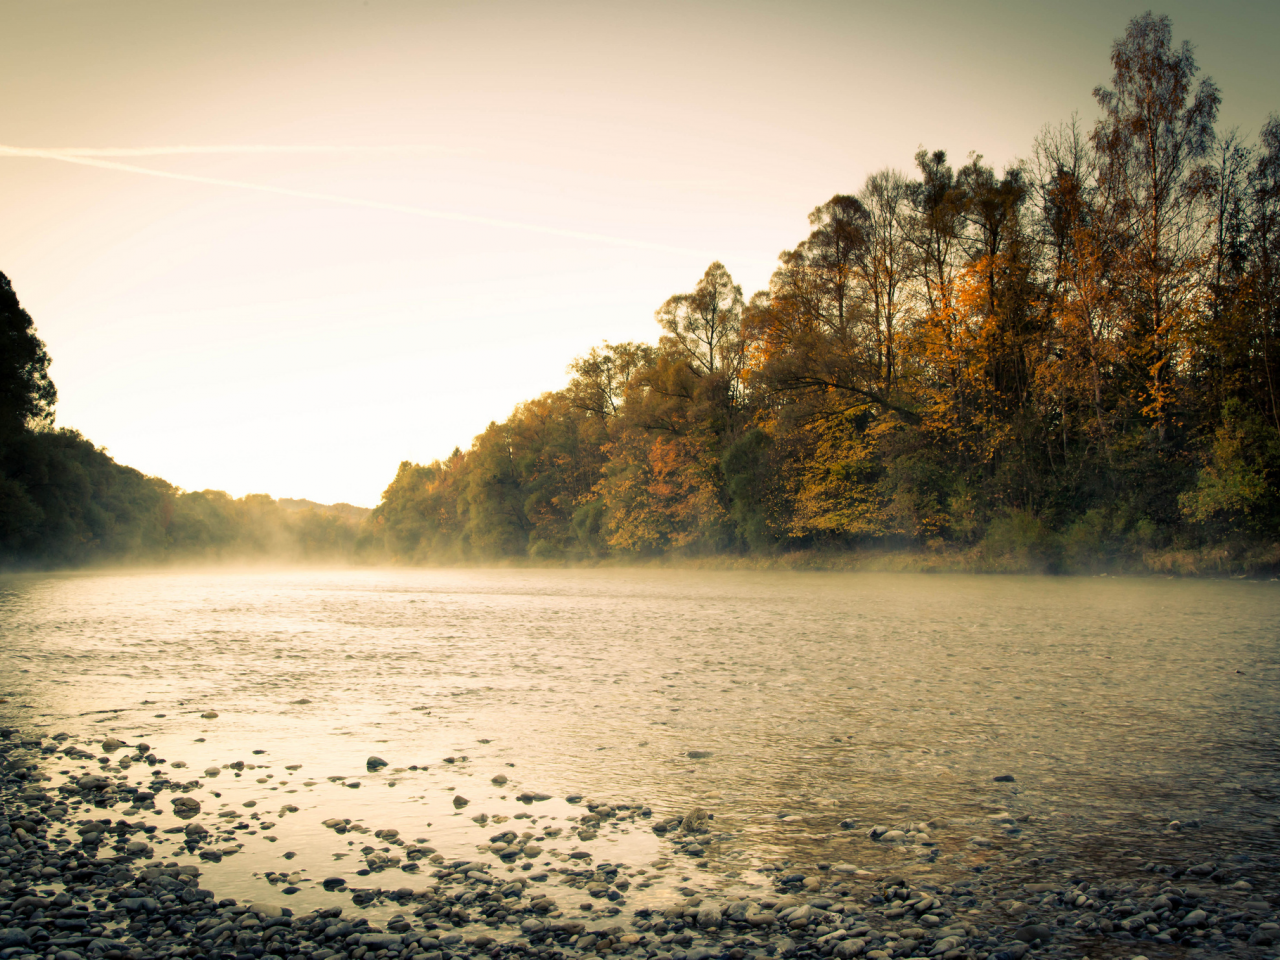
(0, 427, 366, 569)
(368, 458, 466, 561)
(721, 428, 775, 552)
(879, 447, 952, 541)
(569, 498, 607, 556)
(0, 429, 168, 564)
(1179, 399, 1280, 536)
(979, 510, 1062, 573)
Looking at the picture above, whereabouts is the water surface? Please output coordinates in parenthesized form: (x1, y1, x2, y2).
(2, 568, 1278, 911)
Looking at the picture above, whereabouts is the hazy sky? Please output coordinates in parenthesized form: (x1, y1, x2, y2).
(2, 0, 1276, 506)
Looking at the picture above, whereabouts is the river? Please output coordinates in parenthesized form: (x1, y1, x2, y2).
(2, 567, 1278, 920)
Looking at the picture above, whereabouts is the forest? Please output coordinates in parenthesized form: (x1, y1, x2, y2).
(0, 272, 368, 566)
(2, 14, 1277, 573)
(368, 14, 1280, 573)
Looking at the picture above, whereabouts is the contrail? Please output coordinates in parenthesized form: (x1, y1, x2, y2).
(3, 145, 461, 158)
(0, 144, 730, 261)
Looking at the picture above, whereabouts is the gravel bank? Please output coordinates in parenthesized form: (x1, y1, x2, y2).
(3, 727, 1278, 960)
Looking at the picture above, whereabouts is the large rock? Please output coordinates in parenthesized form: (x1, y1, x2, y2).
(787, 905, 816, 929)
(1013, 924, 1052, 943)
(88, 939, 130, 954)
(366, 756, 388, 771)
(150, 875, 187, 894)
(0, 930, 30, 949)
(680, 807, 710, 833)
(696, 904, 723, 929)
(929, 936, 962, 956)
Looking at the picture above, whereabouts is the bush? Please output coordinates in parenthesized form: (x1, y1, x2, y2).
(979, 509, 1061, 572)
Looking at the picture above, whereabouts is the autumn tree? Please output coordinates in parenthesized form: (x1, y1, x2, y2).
(1187, 130, 1256, 416)
(566, 341, 657, 419)
(747, 193, 918, 422)
(1031, 118, 1123, 457)
(1092, 11, 1220, 438)
(856, 169, 915, 396)
(655, 261, 745, 377)
(298, 16, 1280, 570)
(600, 266, 746, 550)
(1248, 116, 1280, 429)
(903, 150, 971, 445)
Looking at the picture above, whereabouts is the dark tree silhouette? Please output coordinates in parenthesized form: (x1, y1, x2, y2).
(0, 272, 56, 442)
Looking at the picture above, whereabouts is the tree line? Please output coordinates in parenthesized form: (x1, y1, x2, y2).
(0, 271, 367, 567)
(370, 13, 1280, 573)
(2, 13, 1276, 573)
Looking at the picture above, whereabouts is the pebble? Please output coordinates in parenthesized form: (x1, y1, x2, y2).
(1014, 923, 1052, 942)
(3, 724, 1276, 960)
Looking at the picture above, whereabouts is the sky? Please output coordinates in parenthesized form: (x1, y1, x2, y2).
(1, 0, 1277, 507)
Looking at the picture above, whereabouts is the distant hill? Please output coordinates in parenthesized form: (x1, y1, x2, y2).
(277, 498, 372, 523)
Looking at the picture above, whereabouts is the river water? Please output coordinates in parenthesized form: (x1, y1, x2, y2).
(2, 567, 1278, 917)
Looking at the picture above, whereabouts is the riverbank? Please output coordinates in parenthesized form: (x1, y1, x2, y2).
(3, 726, 1278, 960)
(5, 539, 1280, 579)
(583, 541, 1280, 577)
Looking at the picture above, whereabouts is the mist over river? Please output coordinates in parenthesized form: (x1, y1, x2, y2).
(2, 568, 1279, 934)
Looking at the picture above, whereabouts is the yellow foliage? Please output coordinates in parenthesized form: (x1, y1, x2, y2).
(782, 411, 895, 539)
